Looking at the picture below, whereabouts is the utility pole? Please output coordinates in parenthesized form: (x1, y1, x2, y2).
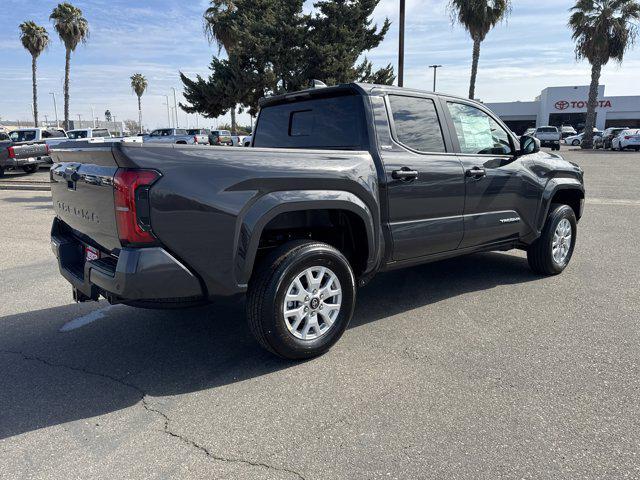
(77, 113, 83, 127)
(429, 65, 443, 92)
(44, 114, 49, 126)
(163, 95, 171, 127)
(398, 0, 405, 87)
(171, 87, 179, 127)
(91, 105, 96, 128)
(50, 92, 59, 128)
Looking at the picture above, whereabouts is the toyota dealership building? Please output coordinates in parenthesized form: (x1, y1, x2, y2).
(485, 85, 640, 135)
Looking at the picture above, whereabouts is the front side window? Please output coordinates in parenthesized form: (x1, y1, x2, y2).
(447, 102, 513, 155)
(389, 95, 446, 153)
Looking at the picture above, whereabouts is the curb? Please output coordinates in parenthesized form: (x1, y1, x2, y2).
(0, 183, 51, 192)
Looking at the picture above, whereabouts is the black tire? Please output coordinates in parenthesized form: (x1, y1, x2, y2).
(527, 204, 577, 275)
(246, 240, 356, 359)
(22, 165, 37, 174)
(572, 140, 580, 146)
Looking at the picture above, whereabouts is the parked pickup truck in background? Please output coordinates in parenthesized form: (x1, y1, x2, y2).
(533, 126, 562, 151)
(0, 136, 49, 176)
(144, 128, 203, 145)
(9, 127, 69, 164)
(67, 128, 113, 140)
(49, 83, 585, 359)
(210, 129, 233, 146)
(186, 129, 212, 145)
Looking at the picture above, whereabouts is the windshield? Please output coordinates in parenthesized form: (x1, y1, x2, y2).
(67, 130, 88, 139)
(9, 130, 37, 142)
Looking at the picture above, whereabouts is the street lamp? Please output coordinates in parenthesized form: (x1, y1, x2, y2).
(163, 95, 171, 127)
(171, 87, 179, 127)
(398, 0, 405, 87)
(429, 65, 443, 92)
(49, 92, 59, 128)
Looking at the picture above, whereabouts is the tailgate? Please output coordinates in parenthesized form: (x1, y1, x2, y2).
(50, 147, 121, 252)
(9, 142, 49, 159)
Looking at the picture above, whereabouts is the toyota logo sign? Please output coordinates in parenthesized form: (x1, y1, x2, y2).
(555, 100, 570, 110)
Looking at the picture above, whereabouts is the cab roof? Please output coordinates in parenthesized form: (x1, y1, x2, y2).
(259, 82, 475, 108)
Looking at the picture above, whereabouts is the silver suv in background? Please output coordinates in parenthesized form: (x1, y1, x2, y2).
(144, 128, 199, 145)
(534, 126, 562, 151)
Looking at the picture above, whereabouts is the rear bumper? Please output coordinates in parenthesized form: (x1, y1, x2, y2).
(540, 139, 560, 147)
(51, 217, 204, 305)
(1, 156, 45, 168)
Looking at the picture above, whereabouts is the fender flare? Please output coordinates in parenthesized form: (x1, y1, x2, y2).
(536, 179, 585, 232)
(234, 190, 378, 287)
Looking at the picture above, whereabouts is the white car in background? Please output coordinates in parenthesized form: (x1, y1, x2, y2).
(67, 128, 112, 140)
(564, 130, 602, 147)
(612, 129, 640, 151)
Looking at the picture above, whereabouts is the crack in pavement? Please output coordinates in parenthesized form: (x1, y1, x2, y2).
(1, 350, 307, 480)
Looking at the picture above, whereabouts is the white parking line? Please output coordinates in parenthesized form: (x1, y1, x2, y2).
(59, 305, 119, 332)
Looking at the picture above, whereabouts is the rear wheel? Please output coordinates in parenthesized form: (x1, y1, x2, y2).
(22, 165, 38, 174)
(247, 240, 356, 359)
(572, 139, 580, 146)
(527, 204, 577, 275)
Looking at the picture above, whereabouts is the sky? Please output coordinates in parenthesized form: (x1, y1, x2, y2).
(1, 0, 639, 129)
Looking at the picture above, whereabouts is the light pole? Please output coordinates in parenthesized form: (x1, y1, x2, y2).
(77, 113, 83, 127)
(171, 87, 179, 127)
(90, 105, 96, 128)
(429, 65, 443, 92)
(163, 95, 171, 127)
(49, 92, 59, 128)
(398, 0, 405, 87)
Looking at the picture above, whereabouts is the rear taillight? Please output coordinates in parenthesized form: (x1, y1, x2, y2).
(45, 144, 50, 155)
(194, 136, 198, 144)
(7, 146, 15, 158)
(113, 169, 161, 246)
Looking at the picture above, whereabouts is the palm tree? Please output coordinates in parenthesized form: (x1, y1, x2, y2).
(204, 0, 239, 133)
(130, 74, 148, 134)
(50, 3, 89, 131)
(569, 0, 640, 149)
(19, 22, 50, 127)
(448, 0, 511, 99)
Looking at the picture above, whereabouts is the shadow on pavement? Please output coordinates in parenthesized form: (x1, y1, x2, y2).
(0, 251, 538, 440)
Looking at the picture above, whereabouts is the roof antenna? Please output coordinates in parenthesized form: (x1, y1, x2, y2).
(311, 80, 327, 89)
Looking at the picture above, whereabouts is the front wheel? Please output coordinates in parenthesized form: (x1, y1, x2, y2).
(572, 140, 580, 146)
(527, 204, 577, 275)
(247, 240, 356, 359)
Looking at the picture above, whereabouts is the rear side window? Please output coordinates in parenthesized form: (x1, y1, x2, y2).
(94, 129, 109, 137)
(10, 130, 36, 142)
(254, 93, 367, 149)
(388, 95, 446, 153)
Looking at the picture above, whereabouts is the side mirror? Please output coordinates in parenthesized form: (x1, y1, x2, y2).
(519, 135, 540, 155)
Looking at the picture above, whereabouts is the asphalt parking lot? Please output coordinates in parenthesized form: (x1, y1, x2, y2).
(1, 149, 639, 479)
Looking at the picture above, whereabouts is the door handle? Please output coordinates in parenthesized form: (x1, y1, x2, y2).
(465, 167, 486, 179)
(392, 167, 419, 181)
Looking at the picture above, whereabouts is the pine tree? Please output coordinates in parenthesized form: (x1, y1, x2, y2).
(180, 0, 393, 119)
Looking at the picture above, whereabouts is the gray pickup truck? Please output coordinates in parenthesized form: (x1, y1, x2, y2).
(0, 132, 49, 176)
(49, 83, 585, 359)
